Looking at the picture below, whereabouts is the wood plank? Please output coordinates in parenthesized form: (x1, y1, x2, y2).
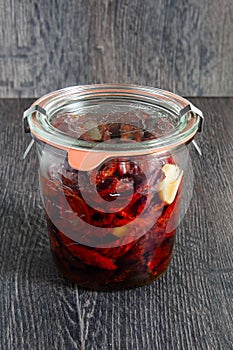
(0, 98, 232, 349)
(0, 0, 232, 98)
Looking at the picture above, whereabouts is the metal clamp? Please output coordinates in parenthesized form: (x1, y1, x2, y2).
(180, 103, 204, 133)
(23, 104, 47, 133)
(22, 104, 47, 159)
(180, 103, 204, 156)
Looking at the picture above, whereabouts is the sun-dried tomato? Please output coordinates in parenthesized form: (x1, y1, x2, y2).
(58, 232, 117, 270)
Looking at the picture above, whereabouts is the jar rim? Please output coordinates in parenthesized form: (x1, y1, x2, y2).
(25, 84, 202, 155)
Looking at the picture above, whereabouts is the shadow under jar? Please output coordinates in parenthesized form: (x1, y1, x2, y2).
(23, 85, 203, 290)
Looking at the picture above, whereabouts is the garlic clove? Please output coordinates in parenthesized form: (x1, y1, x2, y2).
(158, 164, 183, 205)
(112, 226, 128, 238)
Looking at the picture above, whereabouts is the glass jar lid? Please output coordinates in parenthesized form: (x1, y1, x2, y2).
(23, 84, 203, 170)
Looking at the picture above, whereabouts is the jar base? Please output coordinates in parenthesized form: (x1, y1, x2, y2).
(52, 251, 172, 291)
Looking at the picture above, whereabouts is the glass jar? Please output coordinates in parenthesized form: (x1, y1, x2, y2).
(23, 85, 203, 290)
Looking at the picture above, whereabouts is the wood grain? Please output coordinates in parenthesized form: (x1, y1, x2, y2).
(0, 0, 232, 98)
(0, 98, 232, 349)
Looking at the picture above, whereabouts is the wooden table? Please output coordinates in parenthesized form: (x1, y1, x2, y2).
(0, 98, 232, 350)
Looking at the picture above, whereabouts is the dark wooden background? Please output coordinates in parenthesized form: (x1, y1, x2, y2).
(0, 0, 233, 348)
(0, 0, 232, 98)
(0, 97, 232, 349)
